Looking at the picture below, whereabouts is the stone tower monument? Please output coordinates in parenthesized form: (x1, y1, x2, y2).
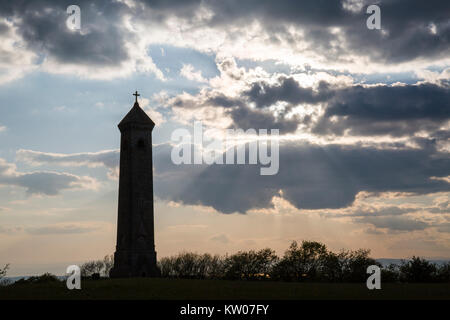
(110, 91, 160, 278)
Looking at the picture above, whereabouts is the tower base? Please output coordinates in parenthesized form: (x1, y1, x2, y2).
(109, 250, 161, 278)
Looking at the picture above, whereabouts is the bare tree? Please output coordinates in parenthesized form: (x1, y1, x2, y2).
(0, 264, 9, 280)
(80, 254, 115, 278)
(80, 260, 104, 277)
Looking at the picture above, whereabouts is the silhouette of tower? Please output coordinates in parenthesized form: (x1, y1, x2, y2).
(110, 91, 160, 277)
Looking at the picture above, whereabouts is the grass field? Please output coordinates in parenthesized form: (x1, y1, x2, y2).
(1, 278, 449, 300)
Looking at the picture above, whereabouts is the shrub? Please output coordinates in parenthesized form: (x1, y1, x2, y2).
(381, 263, 400, 282)
(339, 249, 380, 282)
(320, 252, 344, 282)
(223, 248, 277, 280)
(271, 241, 328, 282)
(436, 262, 450, 282)
(158, 252, 225, 279)
(399, 257, 438, 282)
(14, 273, 60, 285)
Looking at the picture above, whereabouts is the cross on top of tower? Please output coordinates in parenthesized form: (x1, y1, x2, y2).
(118, 91, 155, 131)
(133, 90, 140, 103)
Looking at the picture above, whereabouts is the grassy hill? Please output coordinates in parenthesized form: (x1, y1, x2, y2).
(1, 278, 449, 300)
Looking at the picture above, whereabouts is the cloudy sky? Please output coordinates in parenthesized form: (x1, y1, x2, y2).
(0, 0, 449, 276)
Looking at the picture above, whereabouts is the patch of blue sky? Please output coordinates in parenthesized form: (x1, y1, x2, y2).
(149, 44, 219, 84)
(234, 58, 421, 86)
(353, 71, 418, 85)
(235, 58, 293, 74)
(0, 69, 181, 156)
(423, 65, 449, 73)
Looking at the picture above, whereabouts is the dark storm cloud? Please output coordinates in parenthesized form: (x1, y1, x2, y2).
(313, 83, 450, 137)
(206, 94, 244, 109)
(206, 0, 349, 26)
(1, 0, 447, 68)
(153, 141, 450, 213)
(244, 77, 332, 108)
(327, 84, 449, 121)
(171, 87, 300, 133)
(227, 105, 299, 133)
(12, 171, 86, 195)
(344, 0, 450, 63)
(0, 20, 9, 34)
(0, 0, 130, 66)
(138, 0, 450, 63)
(0, 158, 95, 196)
(208, 0, 450, 63)
(201, 75, 450, 137)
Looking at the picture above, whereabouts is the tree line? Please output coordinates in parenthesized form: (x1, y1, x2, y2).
(157, 241, 450, 283)
(3, 240, 449, 283)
